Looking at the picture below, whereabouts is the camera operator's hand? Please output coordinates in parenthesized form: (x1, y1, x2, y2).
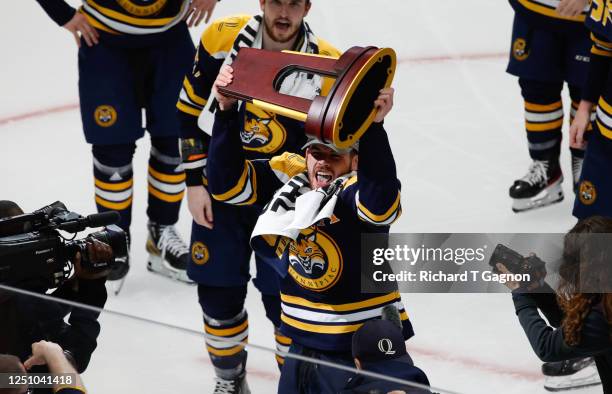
(24, 341, 85, 391)
(74, 239, 113, 280)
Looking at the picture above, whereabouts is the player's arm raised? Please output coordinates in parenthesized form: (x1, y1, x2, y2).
(347, 88, 402, 226)
(207, 66, 279, 206)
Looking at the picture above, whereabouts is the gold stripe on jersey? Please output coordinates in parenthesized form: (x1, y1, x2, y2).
(280, 304, 410, 335)
(80, 9, 119, 34)
(81, 0, 188, 35)
(281, 291, 402, 312)
(182, 77, 207, 106)
(592, 44, 612, 57)
(176, 101, 202, 116)
(281, 314, 363, 334)
(596, 97, 612, 139)
(212, 162, 258, 205)
(591, 33, 612, 51)
(517, 0, 587, 22)
(357, 192, 401, 225)
(86, 0, 175, 26)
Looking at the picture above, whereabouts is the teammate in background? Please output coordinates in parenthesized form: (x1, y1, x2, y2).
(177, 1, 340, 391)
(34, 0, 219, 283)
(208, 66, 414, 394)
(570, 0, 612, 220)
(506, 0, 594, 213)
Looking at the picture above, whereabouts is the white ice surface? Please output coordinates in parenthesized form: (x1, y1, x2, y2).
(1, 1, 603, 393)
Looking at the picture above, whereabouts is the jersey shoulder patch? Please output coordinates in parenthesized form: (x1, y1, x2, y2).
(316, 37, 342, 58)
(269, 152, 306, 183)
(201, 14, 252, 56)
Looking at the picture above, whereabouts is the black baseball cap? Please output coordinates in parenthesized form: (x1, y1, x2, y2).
(302, 137, 359, 154)
(352, 319, 410, 364)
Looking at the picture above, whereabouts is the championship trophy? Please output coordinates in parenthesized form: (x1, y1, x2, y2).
(218, 46, 396, 149)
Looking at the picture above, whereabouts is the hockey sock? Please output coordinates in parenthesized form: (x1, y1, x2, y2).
(147, 137, 185, 225)
(260, 293, 292, 370)
(274, 328, 292, 370)
(198, 285, 248, 379)
(92, 143, 136, 231)
(519, 78, 563, 161)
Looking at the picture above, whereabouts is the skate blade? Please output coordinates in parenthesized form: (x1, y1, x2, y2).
(544, 365, 601, 392)
(147, 254, 195, 285)
(512, 180, 564, 213)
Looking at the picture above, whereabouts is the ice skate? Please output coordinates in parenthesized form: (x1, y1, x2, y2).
(542, 357, 601, 391)
(509, 160, 563, 212)
(146, 221, 193, 284)
(213, 372, 250, 394)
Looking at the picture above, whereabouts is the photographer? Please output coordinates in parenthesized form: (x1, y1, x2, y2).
(0, 200, 112, 375)
(499, 216, 612, 393)
(0, 341, 87, 394)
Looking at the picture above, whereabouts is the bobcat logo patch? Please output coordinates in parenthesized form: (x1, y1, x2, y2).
(579, 180, 597, 205)
(94, 105, 117, 127)
(192, 241, 210, 265)
(512, 38, 529, 61)
(288, 227, 342, 292)
(241, 103, 287, 154)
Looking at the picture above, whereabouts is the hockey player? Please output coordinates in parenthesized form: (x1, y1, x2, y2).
(506, 0, 594, 212)
(208, 66, 414, 394)
(570, 0, 612, 221)
(177, 1, 340, 392)
(34, 0, 219, 283)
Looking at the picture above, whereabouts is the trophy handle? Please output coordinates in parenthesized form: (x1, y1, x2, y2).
(218, 48, 339, 122)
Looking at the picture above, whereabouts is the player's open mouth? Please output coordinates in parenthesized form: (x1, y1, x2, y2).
(275, 20, 291, 31)
(316, 171, 333, 186)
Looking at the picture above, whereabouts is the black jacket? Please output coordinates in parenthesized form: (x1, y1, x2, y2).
(340, 359, 431, 394)
(513, 284, 612, 393)
(1, 277, 107, 374)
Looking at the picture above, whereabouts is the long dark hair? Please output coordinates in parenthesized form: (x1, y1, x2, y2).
(557, 216, 612, 346)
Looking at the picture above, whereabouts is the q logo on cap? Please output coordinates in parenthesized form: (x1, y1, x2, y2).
(377, 338, 396, 355)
